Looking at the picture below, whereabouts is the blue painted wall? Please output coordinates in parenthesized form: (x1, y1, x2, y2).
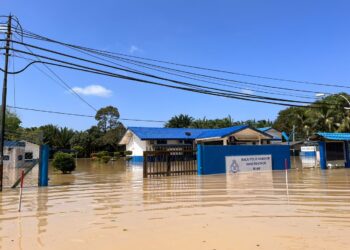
(131, 156, 144, 163)
(197, 144, 290, 175)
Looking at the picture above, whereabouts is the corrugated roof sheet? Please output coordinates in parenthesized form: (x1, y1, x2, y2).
(316, 132, 350, 141)
(4, 140, 25, 147)
(128, 125, 267, 140)
(257, 127, 271, 132)
(195, 125, 248, 139)
(128, 127, 208, 140)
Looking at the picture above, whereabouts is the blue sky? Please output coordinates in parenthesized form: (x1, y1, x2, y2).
(1, 0, 350, 130)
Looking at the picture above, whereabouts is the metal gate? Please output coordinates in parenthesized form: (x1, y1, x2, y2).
(143, 147, 197, 177)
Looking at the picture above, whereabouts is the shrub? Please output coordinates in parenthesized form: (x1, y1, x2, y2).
(124, 150, 132, 156)
(114, 151, 121, 157)
(101, 155, 111, 163)
(90, 153, 98, 158)
(72, 145, 84, 157)
(96, 151, 109, 159)
(52, 152, 76, 174)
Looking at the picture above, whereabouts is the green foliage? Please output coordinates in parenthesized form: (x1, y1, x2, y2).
(165, 114, 194, 128)
(95, 151, 109, 158)
(124, 150, 132, 156)
(72, 145, 84, 157)
(95, 106, 121, 133)
(52, 152, 76, 174)
(101, 155, 111, 163)
(274, 93, 350, 139)
(165, 114, 273, 129)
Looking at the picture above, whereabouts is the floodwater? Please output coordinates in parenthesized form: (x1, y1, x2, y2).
(1, 159, 350, 250)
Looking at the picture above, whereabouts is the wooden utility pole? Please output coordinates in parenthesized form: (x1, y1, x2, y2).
(0, 15, 12, 192)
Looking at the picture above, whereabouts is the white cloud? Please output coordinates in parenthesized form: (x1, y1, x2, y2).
(72, 85, 112, 98)
(129, 45, 141, 54)
(241, 89, 254, 95)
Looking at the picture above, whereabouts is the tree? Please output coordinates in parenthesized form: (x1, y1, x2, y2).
(165, 114, 194, 128)
(95, 106, 120, 133)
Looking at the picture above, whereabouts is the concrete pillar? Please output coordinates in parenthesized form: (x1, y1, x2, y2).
(318, 141, 327, 170)
(197, 144, 203, 175)
(38, 145, 49, 186)
(345, 141, 350, 168)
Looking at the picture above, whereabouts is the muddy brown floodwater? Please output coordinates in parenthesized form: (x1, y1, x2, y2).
(1, 159, 350, 250)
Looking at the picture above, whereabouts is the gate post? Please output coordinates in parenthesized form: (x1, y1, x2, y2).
(345, 141, 350, 168)
(166, 152, 171, 176)
(143, 152, 148, 178)
(318, 141, 327, 170)
(38, 144, 49, 187)
(197, 144, 203, 175)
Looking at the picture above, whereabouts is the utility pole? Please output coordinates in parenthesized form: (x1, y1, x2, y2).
(0, 15, 12, 192)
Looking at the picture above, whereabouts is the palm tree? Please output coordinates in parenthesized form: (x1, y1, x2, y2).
(165, 114, 194, 128)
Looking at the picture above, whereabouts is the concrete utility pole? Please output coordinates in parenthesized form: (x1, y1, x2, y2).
(0, 15, 12, 192)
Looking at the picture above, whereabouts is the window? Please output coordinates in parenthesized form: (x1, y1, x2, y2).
(156, 140, 167, 145)
(18, 155, 23, 161)
(3, 155, 9, 161)
(25, 152, 33, 160)
(184, 140, 193, 145)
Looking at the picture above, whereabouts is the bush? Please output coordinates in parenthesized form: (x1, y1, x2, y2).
(114, 151, 121, 157)
(72, 145, 84, 157)
(52, 152, 76, 174)
(124, 150, 132, 156)
(90, 153, 98, 158)
(96, 151, 110, 159)
(101, 155, 111, 163)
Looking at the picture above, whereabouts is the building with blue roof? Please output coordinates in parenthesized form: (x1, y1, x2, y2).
(310, 132, 350, 169)
(119, 125, 273, 161)
(257, 127, 282, 142)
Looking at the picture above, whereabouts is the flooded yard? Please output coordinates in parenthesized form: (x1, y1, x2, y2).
(1, 159, 350, 249)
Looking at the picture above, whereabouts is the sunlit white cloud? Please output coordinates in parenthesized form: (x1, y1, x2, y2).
(241, 89, 254, 95)
(129, 45, 141, 54)
(72, 85, 112, 98)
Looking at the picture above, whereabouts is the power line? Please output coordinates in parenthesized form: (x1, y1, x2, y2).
(15, 28, 350, 90)
(21, 43, 97, 111)
(6, 48, 317, 106)
(6, 43, 320, 105)
(7, 105, 166, 123)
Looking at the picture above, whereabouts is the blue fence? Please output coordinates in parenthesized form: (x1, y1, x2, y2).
(197, 144, 290, 175)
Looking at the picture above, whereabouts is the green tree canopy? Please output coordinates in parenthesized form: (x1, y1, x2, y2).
(95, 106, 120, 133)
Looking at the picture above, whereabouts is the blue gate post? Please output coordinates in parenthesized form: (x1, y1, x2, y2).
(197, 144, 203, 175)
(318, 141, 327, 170)
(38, 144, 49, 186)
(345, 141, 350, 168)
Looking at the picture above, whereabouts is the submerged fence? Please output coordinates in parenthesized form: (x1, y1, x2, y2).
(143, 149, 197, 177)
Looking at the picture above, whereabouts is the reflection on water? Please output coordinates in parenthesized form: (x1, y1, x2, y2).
(1, 159, 350, 249)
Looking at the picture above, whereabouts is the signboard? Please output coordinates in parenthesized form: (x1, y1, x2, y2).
(225, 154, 272, 173)
(301, 146, 316, 152)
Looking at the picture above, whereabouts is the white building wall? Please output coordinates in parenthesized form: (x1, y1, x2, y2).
(3, 146, 25, 168)
(126, 134, 147, 157)
(23, 141, 40, 160)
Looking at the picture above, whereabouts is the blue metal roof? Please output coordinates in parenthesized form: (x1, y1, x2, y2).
(257, 127, 271, 132)
(316, 132, 350, 141)
(4, 140, 25, 147)
(128, 127, 208, 140)
(195, 125, 248, 139)
(128, 125, 270, 140)
(281, 132, 289, 141)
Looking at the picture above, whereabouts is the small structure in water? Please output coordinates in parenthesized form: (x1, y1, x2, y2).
(3, 140, 40, 168)
(310, 132, 350, 169)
